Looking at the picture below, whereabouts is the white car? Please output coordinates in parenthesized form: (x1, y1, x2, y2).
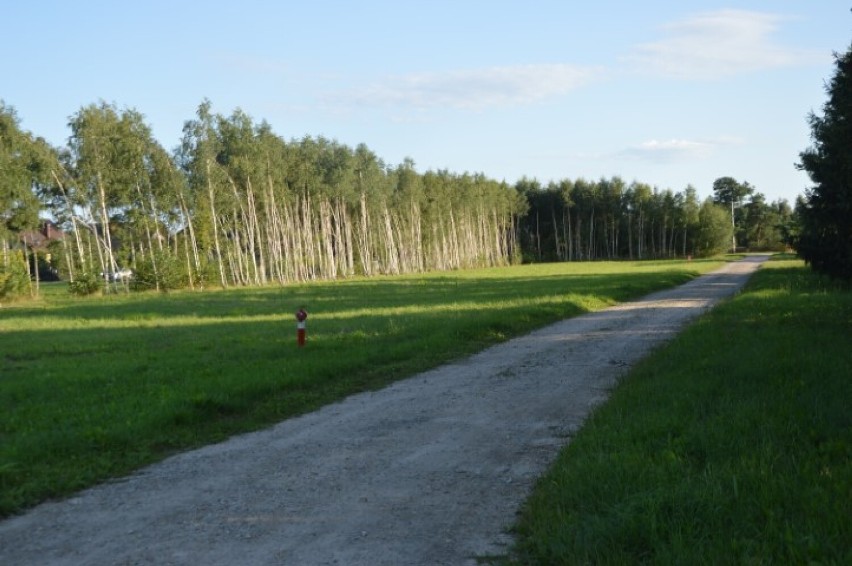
(102, 268, 133, 282)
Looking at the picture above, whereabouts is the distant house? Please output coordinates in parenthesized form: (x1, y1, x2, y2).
(19, 220, 65, 251)
(18, 220, 66, 281)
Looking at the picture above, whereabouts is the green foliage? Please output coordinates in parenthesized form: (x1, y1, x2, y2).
(45, 240, 69, 280)
(3, 95, 795, 290)
(711, 175, 753, 205)
(741, 195, 794, 251)
(510, 259, 851, 564)
(67, 272, 104, 296)
(189, 256, 221, 289)
(0, 259, 725, 517)
(0, 249, 30, 299)
(64, 102, 180, 282)
(515, 176, 784, 262)
(2, 94, 801, 293)
(0, 101, 54, 240)
(130, 251, 186, 292)
(796, 42, 852, 280)
(709, 176, 795, 253)
(693, 199, 733, 257)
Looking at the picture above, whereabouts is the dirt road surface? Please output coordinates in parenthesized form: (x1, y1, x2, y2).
(0, 257, 767, 565)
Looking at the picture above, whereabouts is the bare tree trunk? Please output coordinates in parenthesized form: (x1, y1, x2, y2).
(228, 208, 248, 285)
(206, 160, 227, 288)
(226, 174, 256, 286)
(551, 208, 561, 261)
(575, 217, 583, 260)
(411, 199, 424, 272)
(535, 210, 541, 261)
(332, 197, 354, 277)
(135, 183, 160, 291)
(95, 172, 117, 285)
(381, 202, 400, 274)
(301, 192, 317, 280)
(492, 210, 503, 265)
(177, 192, 201, 287)
(281, 199, 299, 282)
(562, 208, 570, 261)
(356, 191, 373, 276)
(588, 208, 595, 260)
(51, 170, 86, 277)
(178, 229, 192, 290)
(246, 177, 266, 285)
(319, 198, 337, 279)
(448, 209, 460, 269)
(25, 246, 36, 298)
(628, 213, 633, 260)
(82, 206, 109, 282)
(264, 179, 286, 284)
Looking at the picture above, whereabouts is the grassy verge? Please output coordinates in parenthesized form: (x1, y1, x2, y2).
(0, 259, 724, 518)
(509, 258, 851, 564)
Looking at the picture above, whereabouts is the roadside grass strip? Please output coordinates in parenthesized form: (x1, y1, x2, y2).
(509, 258, 851, 564)
(0, 259, 723, 517)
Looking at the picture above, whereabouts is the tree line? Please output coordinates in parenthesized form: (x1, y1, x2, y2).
(1, 99, 796, 298)
(515, 175, 793, 264)
(2, 100, 525, 295)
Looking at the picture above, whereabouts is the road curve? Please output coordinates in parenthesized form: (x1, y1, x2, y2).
(0, 256, 767, 565)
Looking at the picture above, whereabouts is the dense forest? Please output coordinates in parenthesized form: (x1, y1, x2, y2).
(1, 100, 795, 297)
(515, 175, 795, 263)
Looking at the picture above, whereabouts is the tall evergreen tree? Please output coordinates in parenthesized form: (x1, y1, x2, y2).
(796, 39, 852, 279)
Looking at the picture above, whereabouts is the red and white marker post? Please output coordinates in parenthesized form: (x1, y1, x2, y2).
(295, 307, 308, 347)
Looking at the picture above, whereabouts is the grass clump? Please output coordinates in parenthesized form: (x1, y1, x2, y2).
(510, 258, 851, 564)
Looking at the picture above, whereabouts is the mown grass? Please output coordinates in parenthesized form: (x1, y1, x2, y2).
(0, 259, 724, 518)
(509, 258, 851, 564)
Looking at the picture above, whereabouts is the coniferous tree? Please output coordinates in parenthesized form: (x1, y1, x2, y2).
(796, 39, 852, 279)
(711, 176, 753, 253)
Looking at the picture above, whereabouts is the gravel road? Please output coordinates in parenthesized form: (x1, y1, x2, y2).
(0, 256, 767, 565)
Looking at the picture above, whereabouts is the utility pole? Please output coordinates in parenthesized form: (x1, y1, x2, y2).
(731, 198, 736, 253)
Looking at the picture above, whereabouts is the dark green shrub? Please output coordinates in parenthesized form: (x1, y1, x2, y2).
(130, 251, 187, 292)
(0, 250, 31, 299)
(68, 272, 103, 296)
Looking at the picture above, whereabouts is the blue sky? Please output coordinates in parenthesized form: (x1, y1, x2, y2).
(3, 1, 849, 204)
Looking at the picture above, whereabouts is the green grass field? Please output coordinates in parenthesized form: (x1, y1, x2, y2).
(509, 258, 851, 564)
(0, 259, 724, 518)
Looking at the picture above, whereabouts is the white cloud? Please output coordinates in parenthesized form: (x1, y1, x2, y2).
(332, 63, 604, 111)
(625, 10, 822, 80)
(620, 136, 743, 163)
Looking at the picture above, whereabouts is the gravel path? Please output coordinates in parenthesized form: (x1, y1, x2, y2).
(0, 257, 767, 565)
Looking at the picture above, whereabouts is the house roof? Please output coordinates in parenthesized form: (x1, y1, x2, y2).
(19, 220, 65, 250)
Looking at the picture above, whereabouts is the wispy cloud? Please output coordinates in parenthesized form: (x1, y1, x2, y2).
(625, 10, 823, 80)
(330, 64, 604, 111)
(620, 136, 743, 163)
